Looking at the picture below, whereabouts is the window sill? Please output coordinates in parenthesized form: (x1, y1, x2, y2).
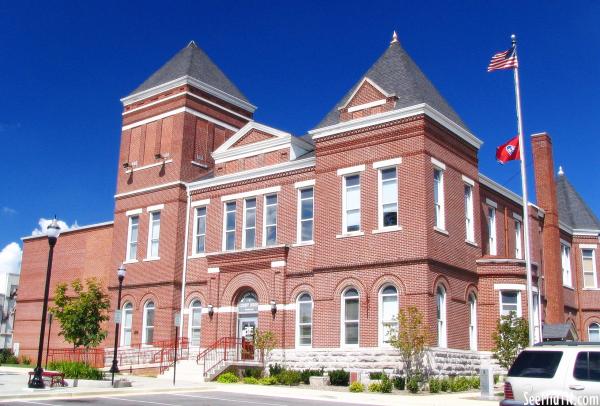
(433, 227, 449, 236)
(123, 259, 138, 264)
(582, 287, 600, 291)
(465, 239, 478, 247)
(336, 231, 365, 239)
(143, 257, 160, 262)
(372, 226, 402, 234)
(563, 285, 575, 290)
(293, 241, 315, 247)
(188, 253, 206, 259)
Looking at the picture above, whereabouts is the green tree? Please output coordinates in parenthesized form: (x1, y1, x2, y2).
(389, 306, 428, 383)
(50, 278, 111, 349)
(492, 313, 529, 370)
(253, 329, 277, 367)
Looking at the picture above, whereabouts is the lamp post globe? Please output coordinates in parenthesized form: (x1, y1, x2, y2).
(110, 263, 126, 385)
(29, 218, 61, 389)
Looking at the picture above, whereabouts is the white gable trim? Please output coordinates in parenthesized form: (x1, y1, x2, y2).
(122, 106, 239, 132)
(338, 78, 393, 109)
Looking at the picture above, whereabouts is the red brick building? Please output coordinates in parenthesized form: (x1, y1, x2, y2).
(13, 35, 600, 374)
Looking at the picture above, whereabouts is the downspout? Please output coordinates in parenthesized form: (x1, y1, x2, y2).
(179, 186, 192, 338)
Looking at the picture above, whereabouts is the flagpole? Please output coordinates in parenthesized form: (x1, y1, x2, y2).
(511, 34, 536, 346)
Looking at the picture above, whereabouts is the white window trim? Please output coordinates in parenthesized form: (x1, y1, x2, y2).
(499, 290, 522, 318)
(125, 208, 143, 216)
(461, 175, 475, 186)
(561, 242, 572, 288)
(295, 293, 313, 348)
(141, 301, 155, 346)
(515, 219, 523, 259)
(296, 187, 314, 244)
(336, 164, 365, 177)
(341, 288, 360, 347)
(242, 198, 257, 249)
(294, 179, 315, 189)
(488, 206, 497, 256)
(376, 165, 399, 231)
(588, 323, 600, 342)
(464, 183, 475, 243)
(262, 194, 278, 247)
(378, 285, 398, 347)
(188, 300, 202, 347)
(120, 302, 133, 347)
(433, 167, 446, 231)
(191, 198, 210, 208)
(125, 215, 139, 263)
(485, 198, 498, 208)
(341, 174, 361, 235)
(582, 248, 598, 289)
(436, 287, 447, 348)
(145, 210, 161, 260)
(431, 157, 446, 170)
(193, 206, 207, 255)
(469, 294, 477, 351)
(223, 201, 236, 251)
(372, 157, 402, 169)
(146, 204, 164, 212)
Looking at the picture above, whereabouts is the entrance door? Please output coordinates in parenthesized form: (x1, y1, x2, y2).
(238, 315, 257, 360)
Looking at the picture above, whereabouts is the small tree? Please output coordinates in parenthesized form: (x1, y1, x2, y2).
(492, 312, 529, 370)
(389, 306, 428, 382)
(253, 329, 277, 368)
(50, 278, 111, 350)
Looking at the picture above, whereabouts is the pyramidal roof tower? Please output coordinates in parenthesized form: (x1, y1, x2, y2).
(556, 168, 600, 230)
(314, 32, 466, 130)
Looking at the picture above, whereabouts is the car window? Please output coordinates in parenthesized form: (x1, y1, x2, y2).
(574, 351, 600, 382)
(508, 350, 563, 378)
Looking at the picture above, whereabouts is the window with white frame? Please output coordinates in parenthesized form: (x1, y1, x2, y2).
(296, 293, 313, 347)
(500, 291, 521, 317)
(342, 288, 360, 346)
(582, 248, 597, 288)
(436, 286, 447, 347)
(121, 302, 133, 347)
(243, 198, 256, 249)
(194, 207, 207, 254)
(189, 300, 202, 346)
(561, 243, 572, 287)
(487, 207, 497, 255)
(142, 301, 155, 345)
(147, 211, 161, 258)
(223, 202, 236, 251)
(126, 215, 139, 261)
(588, 323, 600, 342)
(469, 293, 477, 351)
(433, 168, 445, 229)
(533, 292, 541, 343)
(264, 195, 277, 246)
(298, 188, 314, 243)
(378, 167, 398, 229)
(464, 184, 474, 242)
(379, 285, 398, 346)
(343, 175, 361, 233)
(514, 220, 522, 259)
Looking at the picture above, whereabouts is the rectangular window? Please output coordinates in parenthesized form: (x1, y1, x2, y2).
(343, 174, 361, 233)
(500, 290, 521, 317)
(515, 220, 522, 259)
(298, 188, 314, 243)
(582, 249, 597, 288)
(243, 198, 256, 249)
(464, 184, 474, 242)
(488, 207, 497, 255)
(379, 167, 398, 228)
(264, 195, 277, 246)
(561, 243, 572, 287)
(147, 211, 161, 258)
(126, 216, 139, 261)
(194, 207, 207, 254)
(433, 168, 445, 229)
(224, 202, 236, 251)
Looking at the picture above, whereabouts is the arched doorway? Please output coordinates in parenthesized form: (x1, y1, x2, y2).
(237, 291, 258, 341)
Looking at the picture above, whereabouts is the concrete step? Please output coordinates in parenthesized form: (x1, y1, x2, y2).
(159, 359, 205, 383)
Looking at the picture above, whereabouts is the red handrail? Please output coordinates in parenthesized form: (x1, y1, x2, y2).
(46, 348, 105, 368)
(196, 337, 263, 377)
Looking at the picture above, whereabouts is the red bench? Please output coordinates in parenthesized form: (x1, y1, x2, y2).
(27, 371, 67, 387)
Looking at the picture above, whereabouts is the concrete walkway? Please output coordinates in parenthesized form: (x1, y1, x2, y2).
(0, 366, 501, 405)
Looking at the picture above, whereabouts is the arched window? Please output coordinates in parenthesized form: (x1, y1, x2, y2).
(379, 285, 398, 346)
(296, 293, 313, 347)
(341, 288, 360, 346)
(589, 323, 600, 342)
(121, 302, 133, 347)
(142, 301, 155, 345)
(468, 293, 477, 351)
(189, 300, 202, 346)
(436, 286, 447, 348)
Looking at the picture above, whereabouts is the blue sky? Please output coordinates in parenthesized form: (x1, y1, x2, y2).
(1, 1, 599, 269)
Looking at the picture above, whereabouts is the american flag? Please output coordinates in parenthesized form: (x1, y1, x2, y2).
(487, 46, 518, 72)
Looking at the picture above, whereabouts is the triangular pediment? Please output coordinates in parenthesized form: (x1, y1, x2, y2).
(339, 77, 393, 110)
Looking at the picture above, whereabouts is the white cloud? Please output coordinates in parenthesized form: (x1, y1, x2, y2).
(2, 207, 17, 215)
(31, 218, 79, 236)
(0, 242, 22, 275)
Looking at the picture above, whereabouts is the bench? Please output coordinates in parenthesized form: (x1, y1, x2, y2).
(27, 371, 67, 387)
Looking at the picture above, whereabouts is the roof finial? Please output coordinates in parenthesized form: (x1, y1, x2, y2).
(558, 166, 564, 176)
(390, 31, 399, 45)
(187, 40, 197, 48)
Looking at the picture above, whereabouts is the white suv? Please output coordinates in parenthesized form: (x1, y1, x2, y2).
(501, 342, 600, 405)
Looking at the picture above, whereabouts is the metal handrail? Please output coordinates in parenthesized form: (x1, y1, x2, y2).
(196, 337, 262, 377)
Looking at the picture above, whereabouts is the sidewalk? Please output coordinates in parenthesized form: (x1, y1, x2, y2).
(0, 366, 501, 405)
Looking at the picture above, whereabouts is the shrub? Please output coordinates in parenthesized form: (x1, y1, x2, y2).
(494, 374, 500, 384)
(468, 376, 480, 389)
(217, 372, 240, 383)
(329, 369, 350, 386)
(0, 349, 19, 365)
(440, 378, 450, 392)
(300, 368, 324, 384)
(407, 377, 420, 393)
(243, 377, 259, 384)
(19, 355, 32, 365)
(450, 376, 470, 392)
(349, 382, 364, 392)
(429, 378, 441, 393)
(47, 361, 103, 380)
(393, 376, 405, 390)
(259, 376, 278, 385)
(379, 374, 393, 393)
(278, 370, 302, 386)
(269, 363, 284, 377)
(368, 382, 382, 392)
(369, 371, 385, 379)
(243, 368, 262, 379)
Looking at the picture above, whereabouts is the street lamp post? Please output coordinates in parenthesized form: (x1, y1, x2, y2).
(110, 264, 126, 386)
(44, 312, 53, 368)
(29, 218, 61, 389)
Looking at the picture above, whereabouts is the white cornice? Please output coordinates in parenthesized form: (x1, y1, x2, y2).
(188, 157, 315, 192)
(121, 75, 257, 113)
(21, 221, 114, 241)
(122, 106, 239, 132)
(114, 181, 186, 199)
(310, 103, 483, 149)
